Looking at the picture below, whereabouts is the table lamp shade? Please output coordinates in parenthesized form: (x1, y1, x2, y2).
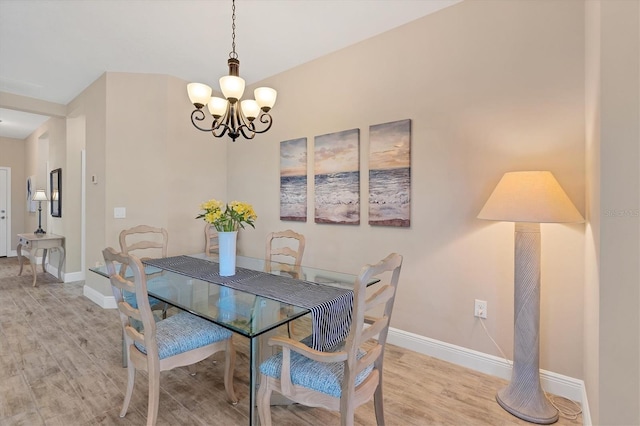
(32, 189, 49, 202)
(477, 171, 584, 223)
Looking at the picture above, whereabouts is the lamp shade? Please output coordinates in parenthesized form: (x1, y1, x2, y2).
(254, 87, 277, 111)
(32, 189, 48, 202)
(208, 97, 228, 118)
(477, 171, 584, 223)
(219, 75, 245, 102)
(187, 83, 213, 107)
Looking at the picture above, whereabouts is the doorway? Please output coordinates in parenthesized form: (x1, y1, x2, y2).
(0, 167, 10, 257)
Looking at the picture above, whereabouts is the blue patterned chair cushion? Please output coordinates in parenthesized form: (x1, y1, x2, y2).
(134, 311, 232, 359)
(259, 339, 374, 398)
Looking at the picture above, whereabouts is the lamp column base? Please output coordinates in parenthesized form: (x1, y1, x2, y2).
(497, 384, 558, 424)
(499, 222, 558, 424)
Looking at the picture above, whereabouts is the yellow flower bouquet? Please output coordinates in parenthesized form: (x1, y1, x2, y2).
(197, 199, 257, 232)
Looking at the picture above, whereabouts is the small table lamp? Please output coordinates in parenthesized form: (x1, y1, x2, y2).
(32, 189, 49, 235)
(477, 171, 584, 424)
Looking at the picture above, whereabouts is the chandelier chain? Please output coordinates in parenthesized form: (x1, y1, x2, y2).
(229, 0, 238, 59)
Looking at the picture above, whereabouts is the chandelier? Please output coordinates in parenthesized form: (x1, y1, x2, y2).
(187, 0, 277, 141)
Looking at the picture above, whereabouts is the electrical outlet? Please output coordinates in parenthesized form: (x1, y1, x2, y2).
(474, 299, 487, 319)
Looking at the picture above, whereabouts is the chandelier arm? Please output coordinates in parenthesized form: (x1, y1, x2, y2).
(191, 109, 233, 138)
(250, 113, 273, 134)
(237, 123, 257, 140)
(190, 109, 219, 132)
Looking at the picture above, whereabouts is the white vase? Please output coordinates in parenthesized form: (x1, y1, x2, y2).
(218, 231, 237, 276)
(218, 286, 236, 321)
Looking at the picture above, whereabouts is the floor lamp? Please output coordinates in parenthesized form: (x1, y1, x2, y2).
(477, 171, 583, 424)
(32, 189, 49, 235)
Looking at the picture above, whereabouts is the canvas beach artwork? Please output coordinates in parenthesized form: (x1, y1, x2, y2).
(280, 138, 307, 221)
(314, 129, 360, 225)
(369, 119, 411, 227)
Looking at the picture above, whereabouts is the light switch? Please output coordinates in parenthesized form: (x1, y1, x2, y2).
(91, 175, 98, 184)
(114, 207, 126, 219)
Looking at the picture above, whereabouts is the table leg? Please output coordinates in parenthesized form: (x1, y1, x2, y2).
(250, 337, 257, 426)
(57, 246, 65, 282)
(29, 249, 38, 287)
(17, 243, 24, 275)
(42, 249, 48, 274)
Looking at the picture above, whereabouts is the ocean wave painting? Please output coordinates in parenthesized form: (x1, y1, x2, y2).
(369, 119, 411, 227)
(280, 138, 307, 221)
(314, 129, 360, 224)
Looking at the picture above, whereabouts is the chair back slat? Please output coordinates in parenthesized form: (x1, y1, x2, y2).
(359, 316, 388, 344)
(364, 285, 395, 312)
(355, 344, 382, 375)
(119, 225, 168, 259)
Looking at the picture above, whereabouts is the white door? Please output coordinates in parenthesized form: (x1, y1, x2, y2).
(0, 168, 8, 257)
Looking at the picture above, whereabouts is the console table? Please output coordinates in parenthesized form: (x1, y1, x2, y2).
(17, 233, 65, 287)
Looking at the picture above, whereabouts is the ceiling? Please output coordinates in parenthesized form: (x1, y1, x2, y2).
(0, 0, 461, 139)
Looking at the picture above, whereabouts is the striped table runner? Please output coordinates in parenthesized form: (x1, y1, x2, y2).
(143, 255, 353, 351)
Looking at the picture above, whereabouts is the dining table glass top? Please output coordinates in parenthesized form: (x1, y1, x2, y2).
(89, 253, 373, 339)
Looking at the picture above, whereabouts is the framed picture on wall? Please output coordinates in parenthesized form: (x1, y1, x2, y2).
(368, 119, 411, 227)
(50, 168, 61, 217)
(314, 128, 360, 225)
(26, 176, 37, 212)
(280, 138, 307, 222)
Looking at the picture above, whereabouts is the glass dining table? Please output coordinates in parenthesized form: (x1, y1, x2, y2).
(90, 253, 376, 425)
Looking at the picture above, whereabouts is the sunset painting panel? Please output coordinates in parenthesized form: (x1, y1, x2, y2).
(314, 129, 360, 224)
(280, 138, 307, 221)
(369, 119, 411, 227)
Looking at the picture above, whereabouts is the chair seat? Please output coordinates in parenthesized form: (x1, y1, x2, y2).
(134, 311, 232, 359)
(259, 342, 374, 398)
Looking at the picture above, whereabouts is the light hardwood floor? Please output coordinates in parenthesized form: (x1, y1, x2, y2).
(0, 257, 582, 425)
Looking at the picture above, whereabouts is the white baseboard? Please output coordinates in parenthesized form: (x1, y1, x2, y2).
(581, 385, 592, 425)
(45, 263, 84, 283)
(83, 284, 117, 309)
(387, 327, 587, 408)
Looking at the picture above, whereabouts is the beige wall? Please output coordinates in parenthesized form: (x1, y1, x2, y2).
(79, 72, 227, 294)
(0, 136, 25, 248)
(587, 1, 640, 424)
(584, 0, 601, 422)
(228, 0, 586, 379)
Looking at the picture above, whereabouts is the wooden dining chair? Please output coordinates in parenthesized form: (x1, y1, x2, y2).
(265, 229, 306, 336)
(119, 225, 170, 317)
(257, 253, 403, 426)
(103, 247, 237, 426)
(265, 229, 305, 275)
(205, 223, 219, 258)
